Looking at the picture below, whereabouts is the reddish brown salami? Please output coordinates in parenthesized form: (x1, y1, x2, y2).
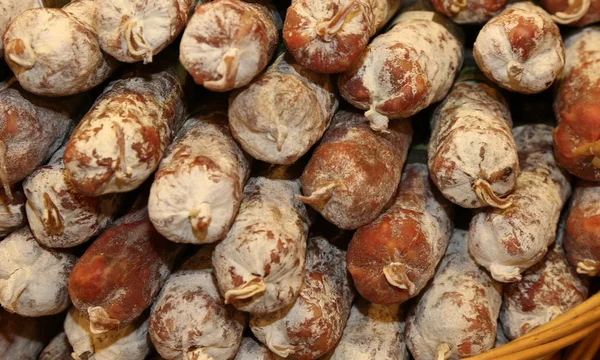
(180, 0, 281, 92)
(149, 111, 251, 245)
(347, 163, 454, 305)
(235, 337, 283, 360)
(540, 0, 600, 26)
(0, 186, 25, 238)
(298, 110, 412, 230)
(428, 77, 518, 209)
(469, 124, 571, 283)
(430, 0, 506, 24)
(283, 0, 402, 73)
(0, 310, 56, 360)
(405, 229, 503, 360)
(250, 237, 354, 360)
(473, 2, 565, 94)
(229, 52, 338, 164)
(39, 332, 73, 360)
(338, 10, 463, 132)
(64, 67, 186, 196)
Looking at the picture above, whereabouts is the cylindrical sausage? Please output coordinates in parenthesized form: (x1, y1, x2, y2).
(298, 110, 412, 230)
(39, 332, 73, 360)
(540, 0, 600, 26)
(0, 186, 25, 238)
(347, 163, 454, 305)
(430, 0, 506, 24)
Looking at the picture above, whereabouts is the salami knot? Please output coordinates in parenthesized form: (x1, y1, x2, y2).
(124, 21, 153, 64)
(42, 192, 64, 236)
(366, 106, 390, 133)
(87, 306, 120, 334)
(577, 259, 600, 276)
(5, 39, 36, 70)
(204, 48, 241, 91)
(473, 179, 514, 209)
(185, 348, 214, 360)
(550, 0, 590, 24)
(383, 262, 416, 294)
(224, 277, 266, 304)
(296, 183, 339, 209)
(489, 263, 522, 283)
(507, 61, 525, 83)
(189, 203, 212, 233)
(436, 343, 451, 360)
(450, 0, 468, 14)
(0, 140, 13, 200)
(315, 0, 360, 42)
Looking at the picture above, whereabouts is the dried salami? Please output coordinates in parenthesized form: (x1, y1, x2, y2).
(347, 163, 454, 305)
(40, 332, 73, 360)
(540, 0, 600, 26)
(283, 0, 402, 73)
(229, 52, 338, 164)
(180, 0, 281, 92)
(338, 10, 463, 132)
(235, 337, 283, 360)
(473, 2, 565, 94)
(405, 229, 503, 360)
(0, 186, 25, 238)
(430, 0, 506, 24)
(298, 110, 412, 230)
(469, 124, 571, 283)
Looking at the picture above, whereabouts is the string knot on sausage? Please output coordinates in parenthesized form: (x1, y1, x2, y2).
(203, 48, 241, 91)
(489, 263, 522, 282)
(124, 21, 153, 64)
(473, 179, 514, 209)
(5, 38, 36, 69)
(189, 203, 212, 233)
(0, 140, 13, 200)
(383, 262, 416, 293)
(365, 106, 390, 133)
(224, 277, 267, 304)
(296, 182, 339, 209)
(550, 0, 590, 23)
(42, 192, 64, 236)
(577, 259, 600, 276)
(435, 343, 451, 360)
(315, 0, 359, 42)
(87, 306, 120, 334)
(450, 0, 468, 13)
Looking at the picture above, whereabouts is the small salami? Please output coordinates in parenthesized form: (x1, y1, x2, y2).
(229, 52, 339, 164)
(0, 186, 25, 238)
(298, 110, 412, 230)
(338, 10, 463, 132)
(64, 307, 153, 360)
(148, 111, 251, 245)
(0, 310, 58, 360)
(180, 0, 281, 92)
(63, 66, 186, 196)
(213, 172, 311, 314)
(0, 227, 76, 317)
(473, 2, 565, 94)
(40, 332, 73, 360)
(540, 0, 600, 26)
(564, 181, 600, 276)
(430, 0, 506, 24)
(347, 163, 454, 305)
(283, 0, 402, 73)
(250, 237, 354, 360)
(405, 229, 503, 360)
(469, 124, 571, 283)
(552, 27, 600, 181)
(235, 337, 283, 360)
(68, 209, 182, 334)
(428, 74, 518, 209)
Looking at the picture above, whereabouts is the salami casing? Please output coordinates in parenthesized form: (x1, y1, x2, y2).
(235, 337, 283, 360)
(40, 332, 73, 360)
(149, 111, 251, 245)
(469, 124, 571, 283)
(473, 2, 565, 94)
(250, 237, 354, 360)
(0, 310, 59, 360)
(298, 110, 412, 229)
(229, 52, 339, 164)
(347, 163, 454, 305)
(405, 229, 503, 360)
(430, 0, 506, 24)
(283, 0, 402, 73)
(0, 186, 25, 238)
(180, 0, 281, 92)
(428, 75, 518, 209)
(540, 0, 600, 26)
(338, 10, 463, 132)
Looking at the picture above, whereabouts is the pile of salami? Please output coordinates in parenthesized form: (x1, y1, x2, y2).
(1, 0, 600, 359)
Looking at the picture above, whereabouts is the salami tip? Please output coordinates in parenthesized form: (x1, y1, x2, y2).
(296, 183, 338, 208)
(224, 278, 267, 304)
(550, 0, 590, 23)
(124, 21, 153, 64)
(383, 262, 415, 293)
(489, 263, 522, 282)
(189, 203, 212, 233)
(185, 348, 213, 360)
(450, 0, 467, 13)
(204, 48, 241, 91)
(577, 259, 600, 276)
(315, 0, 360, 42)
(366, 107, 390, 133)
(0, 140, 13, 200)
(87, 306, 119, 335)
(5, 39, 36, 69)
(265, 333, 295, 358)
(436, 343, 451, 360)
(42, 192, 64, 236)
(473, 179, 514, 209)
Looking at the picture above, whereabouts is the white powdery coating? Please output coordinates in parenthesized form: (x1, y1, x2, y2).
(0, 227, 76, 317)
(0, 310, 48, 359)
(0, 0, 40, 55)
(428, 80, 518, 208)
(235, 337, 283, 360)
(561, 27, 600, 87)
(40, 332, 73, 360)
(0, 187, 26, 238)
(213, 176, 310, 314)
(96, 0, 196, 63)
(406, 229, 503, 360)
(229, 53, 339, 164)
(149, 112, 250, 244)
(473, 2, 564, 94)
(64, 307, 152, 360)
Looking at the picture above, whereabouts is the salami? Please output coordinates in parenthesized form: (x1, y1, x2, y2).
(0, 310, 58, 360)
(428, 74, 518, 209)
(469, 124, 571, 283)
(229, 52, 338, 164)
(148, 111, 251, 245)
(430, 0, 506, 24)
(338, 10, 463, 132)
(3, 1, 117, 97)
(63, 66, 186, 196)
(346, 163, 454, 305)
(250, 237, 354, 360)
(0, 186, 25, 238)
(552, 27, 600, 181)
(95, 0, 198, 64)
(283, 0, 402, 73)
(473, 2, 565, 94)
(540, 0, 600, 26)
(213, 172, 311, 314)
(68, 209, 182, 334)
(40, 332, 73, 360)
(298, 110, 412, 230)
(180, 0, 281, 92)
(405, 229, 503, 360)
(564, 181, 600, 276)
(235, 337, 283, 360)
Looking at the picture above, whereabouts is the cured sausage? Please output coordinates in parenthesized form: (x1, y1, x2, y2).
(283, 0, 402, 73)
(469, 124, 571, 283)
(430, 0, 506, 24)
(540, 0, 600, 26)
(0, 310, 59, 360)
(298, 110, 412, 230)
(63, 66, 186, 196)
(473, 2, 565, 94)
(40, 332, 73, 360)
(338, 10, 463, 132)
(347, 163, 454, 305)
(148, 110, 251, 245)
(229, 52, 338, 164)
(250, 236, 354, 360)
(0, 227, 76, 317)
(0, 186, 25, 238)
(552, 27, 600, 181)
(405, 229, 503, 360)
(235, 337, 283, 360)
(213, 172, 311, 314)
(428, 73, 518, 209)
(180, 0, 281, 92)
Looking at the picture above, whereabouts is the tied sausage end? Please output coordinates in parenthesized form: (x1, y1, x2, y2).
(550, 0, 590, 24)
(189, 203, 212, 233)
(204, 48, 241, 91)
(489, 263, 522, 283)
(0, 140, 13, 200)
(450, 0, 468, 14)
(473, 179, 514, 209)
(383, 262, 415, 294)
(42, 192, 64, 236)
(315, 0, 360, 42)
(185, 348, 214, 360)
(577, 259, 600, 276)
(6, 39, 36, 70)
(87, 306, 119, 334)
(507, 61, 525, 83)
(265, 331, 296, 358)
(124, 21, 153, 64)
(572, 140, 600, 169)
(296, 183, 338, 209)
(1, 268, 27, 313)
(436, 343, 451, 360)
(366, 107, 390, 133)
(224, 277, 266, 304)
